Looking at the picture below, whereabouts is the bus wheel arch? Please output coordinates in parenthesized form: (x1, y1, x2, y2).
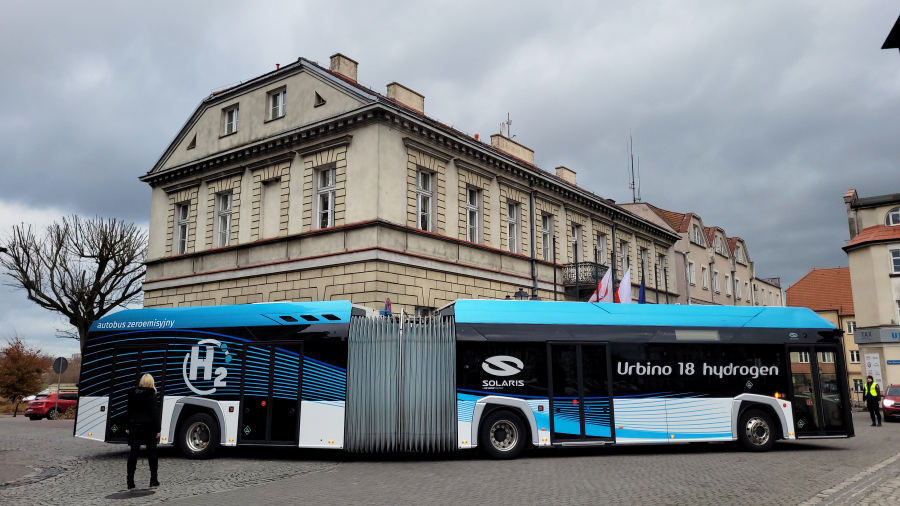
(478, 408, 528, 459)
(472, 397, 539, 452)
(737, 407, 777, 452)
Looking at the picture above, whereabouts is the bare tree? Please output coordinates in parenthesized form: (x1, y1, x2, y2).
(0, 216, 147, 353)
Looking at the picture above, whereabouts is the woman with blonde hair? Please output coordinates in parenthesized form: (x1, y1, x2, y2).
(125, 374, 161, 489)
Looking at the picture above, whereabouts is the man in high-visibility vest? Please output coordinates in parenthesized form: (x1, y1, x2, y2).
(864, 375, 882, 427)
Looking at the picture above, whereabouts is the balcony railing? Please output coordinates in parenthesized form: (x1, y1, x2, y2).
(562, 262, 608, 285)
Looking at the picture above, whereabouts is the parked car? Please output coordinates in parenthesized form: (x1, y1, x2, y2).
(24, 393, 78, 420)
(884, 385, 900, 421)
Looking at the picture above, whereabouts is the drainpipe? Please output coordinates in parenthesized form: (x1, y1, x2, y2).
(683, 251, 691, 305)
(528, 183, 538, 298)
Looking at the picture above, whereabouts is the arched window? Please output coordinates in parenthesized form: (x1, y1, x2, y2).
(886, 207, 900, 226)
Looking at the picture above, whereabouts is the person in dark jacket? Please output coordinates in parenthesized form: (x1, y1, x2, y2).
(864, 375, 882, 427)
(125, 374, 161, 489)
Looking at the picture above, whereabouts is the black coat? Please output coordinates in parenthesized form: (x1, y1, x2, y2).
(126, 387, 161, 445)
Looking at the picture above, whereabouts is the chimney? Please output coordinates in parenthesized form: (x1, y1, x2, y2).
(329, 53, 358, 82)
(556, 166, 577, 185)
(490, 134, 535, 165)
(386, 82, 424, 113)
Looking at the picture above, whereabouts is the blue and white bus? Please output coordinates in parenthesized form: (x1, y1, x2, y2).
(75, 300, 854, 459)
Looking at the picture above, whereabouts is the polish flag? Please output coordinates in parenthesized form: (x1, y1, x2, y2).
(616, 268, 632, 303)
(588, 269, 614, 303)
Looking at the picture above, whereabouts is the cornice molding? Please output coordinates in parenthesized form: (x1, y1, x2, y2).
(453, 158, 496, 181)
(295, 134, 353, 157)
(402, 137, 453, 163)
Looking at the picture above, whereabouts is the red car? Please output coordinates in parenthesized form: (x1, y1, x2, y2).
(24, 393, 78, 420)
(884, 385, 900, 421)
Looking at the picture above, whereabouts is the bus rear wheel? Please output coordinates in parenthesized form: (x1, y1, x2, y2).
(479, 410, 527, 460)
(178, 412, 220, 459)
(738, 409, 776, 452)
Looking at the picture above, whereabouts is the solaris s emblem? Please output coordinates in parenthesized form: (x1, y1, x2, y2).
(182, 339, 231, 395)
(482, 355, 524, 377)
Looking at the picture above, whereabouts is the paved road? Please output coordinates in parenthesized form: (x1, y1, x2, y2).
(1, 411, 899, 505)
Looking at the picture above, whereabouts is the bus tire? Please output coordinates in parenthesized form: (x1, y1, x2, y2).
(178, 412, 219, 460)
(479, 410, 527, 460)
(738, 409, 776, 452)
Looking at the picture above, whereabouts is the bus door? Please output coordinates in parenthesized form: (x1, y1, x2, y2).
(548, 343, 614, 444)
(238, 342, 303, 445)
(105, 345, 167, 443)
(788, 346, 848, 436)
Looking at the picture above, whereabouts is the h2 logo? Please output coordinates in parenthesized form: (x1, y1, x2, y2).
(182, 339, 231, 395)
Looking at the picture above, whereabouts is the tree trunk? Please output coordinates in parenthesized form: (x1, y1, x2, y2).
(13, 402, 19, 417)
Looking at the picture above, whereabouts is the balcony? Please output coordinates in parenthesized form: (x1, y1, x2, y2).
(562, 262, 609, 299)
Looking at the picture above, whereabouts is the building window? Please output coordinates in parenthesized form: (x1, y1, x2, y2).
(658, 253, 666, 282)
(223, 105, 239, 135)
(571, 224, 583, 261)
(597, 233, 608, 265)
(846, 321, 856, 335)
(818, 352, 834, 364)
(725, 275, 732, 296)
(506, 202, 520, 254)
(692, 225, 704, 245)
(886, 207, 900, 226)
(713, 270, 720, 293)
(854, 378, 864, 393)
(688, 261, 696, 285)
(744, 282, 749, 300)
(701, 266, 709, 289)
(317, 166, 336, 229)
(618, 240, 630, 271)
(260, 179, 281, 239)
(798, 351, 810, 364)
(415, 171, 433, 232)
(735, 246, 745, 264)
(215, 192, 233, 247)
(175, 203, 189, 255)
(735, 278, 741, 299)
(465, 187, 480, 242)
(714, 237, 727, 256)
(268, 88, 286, 120)
(891, 249, 900, 274)
(640, 248, 649, 279)
(850, 350, 860, 364)
(541, 215, 553, 261)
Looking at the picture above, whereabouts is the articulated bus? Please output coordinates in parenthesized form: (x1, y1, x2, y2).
(75, 300, 853, 459)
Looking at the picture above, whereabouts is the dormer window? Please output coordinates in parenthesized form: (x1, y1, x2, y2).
(223, 105, 239, 135)
(692, 225, 704, 245)
(268, 88, 286, 120)
(887, 207, 900, 226)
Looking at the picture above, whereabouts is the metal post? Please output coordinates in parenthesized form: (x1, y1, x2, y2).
(573, 232, 579, 301)
(54, 369, 61, 417)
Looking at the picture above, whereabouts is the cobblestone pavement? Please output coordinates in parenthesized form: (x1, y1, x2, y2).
(1, 411, 899, 505)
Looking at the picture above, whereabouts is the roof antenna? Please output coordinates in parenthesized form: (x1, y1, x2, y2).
(500, 113, 515, 139)
(629, 131, 641, 203)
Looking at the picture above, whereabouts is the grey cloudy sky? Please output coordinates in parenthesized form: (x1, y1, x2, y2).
(1, 1, 898, 356)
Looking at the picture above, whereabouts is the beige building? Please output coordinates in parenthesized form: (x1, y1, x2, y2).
(785, 268, 862, 401)
(621, 203, 782, 306)
(140, 54, 680, 314)
(843, 189, 900, 387)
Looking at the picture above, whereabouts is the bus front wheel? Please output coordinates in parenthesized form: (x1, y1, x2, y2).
(178, 412, 220, 459)
(479, 410, 527, 460)
(738, 409, 776, 452)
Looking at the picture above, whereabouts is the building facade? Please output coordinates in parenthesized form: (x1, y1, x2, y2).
(621, 203, 783, 307)
(843, 189, 900, 387)
(140, 54, 680, 314)
(785, 268, 862, 400)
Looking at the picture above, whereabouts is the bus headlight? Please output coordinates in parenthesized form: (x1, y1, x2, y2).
(884, 399, 895, 408)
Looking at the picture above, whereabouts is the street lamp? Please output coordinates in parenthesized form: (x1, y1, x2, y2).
(514, 288, 529, 300)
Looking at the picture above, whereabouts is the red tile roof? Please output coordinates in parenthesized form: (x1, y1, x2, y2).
(785, 267, 853, 315)
(643, 203, 690, 232)
(843, 225, 900, 250)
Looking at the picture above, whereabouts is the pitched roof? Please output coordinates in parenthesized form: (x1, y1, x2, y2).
(785, 268, 853, 315)
(643, 203, 687, 232)
(843, 225, 900, 251)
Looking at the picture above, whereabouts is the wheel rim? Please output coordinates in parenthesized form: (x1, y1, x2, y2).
(48, 409, 58, 420)
(489, 419, 519, 452)
(186, 421, 210, 452)
(744, 416, 770, 447)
